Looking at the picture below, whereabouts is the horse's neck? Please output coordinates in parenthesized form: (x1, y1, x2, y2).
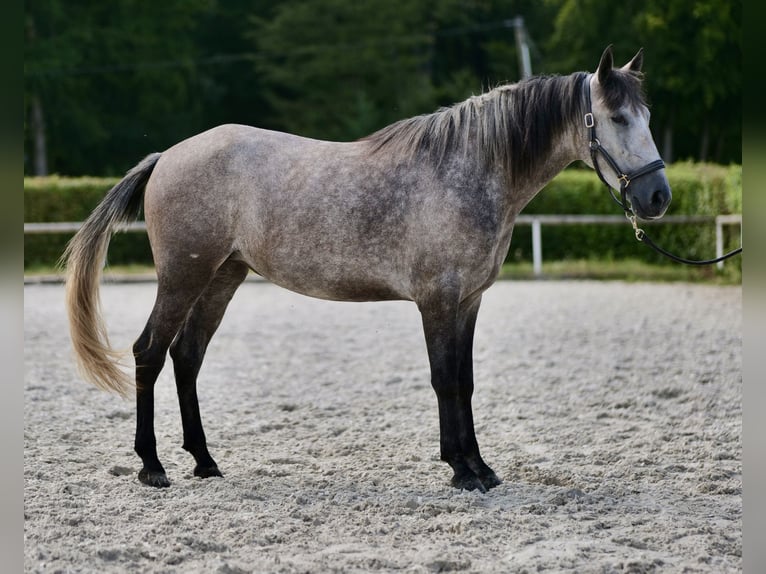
(520, 142, 578, 196)
(466, 89, 584, 216)
(512, 125, 582, 217)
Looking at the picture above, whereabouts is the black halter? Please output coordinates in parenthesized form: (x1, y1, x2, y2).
(583, 75, 666, 215)
(583, 75, 742, 266)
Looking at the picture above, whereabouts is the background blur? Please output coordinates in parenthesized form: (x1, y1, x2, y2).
(24, 0, 741, 177)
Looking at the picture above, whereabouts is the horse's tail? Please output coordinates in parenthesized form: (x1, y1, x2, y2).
(62, 152, 162, 398)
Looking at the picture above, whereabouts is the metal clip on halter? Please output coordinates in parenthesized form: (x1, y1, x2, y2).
(626, 212, 645, 241)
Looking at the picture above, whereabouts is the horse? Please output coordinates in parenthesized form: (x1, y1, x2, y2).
(63, 46, 671, 491)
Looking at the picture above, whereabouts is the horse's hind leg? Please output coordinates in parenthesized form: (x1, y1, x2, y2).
(419, 291, 500, 492)
(133, 265, 219, 487)
(168, 259, 249, 479)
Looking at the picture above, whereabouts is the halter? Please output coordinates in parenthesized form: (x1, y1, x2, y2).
(583, 74, 666, 219)
(583, 74, 742, 266)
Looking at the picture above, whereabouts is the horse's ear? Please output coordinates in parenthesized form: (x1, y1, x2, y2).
(596, 45, 614, 84)
(622, 48, 644, 74)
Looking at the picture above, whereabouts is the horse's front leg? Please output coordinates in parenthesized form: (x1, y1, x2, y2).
(455, 295, 502, 490)
(419, 293, 501, 492)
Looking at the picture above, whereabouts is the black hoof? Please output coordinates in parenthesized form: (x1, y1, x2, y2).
(478, 471, 502, 491)
(138, 468, 171, 488)
(450, 464, 502, 492)
(194, 464, 223, 479)
(451, 471, 487, 493)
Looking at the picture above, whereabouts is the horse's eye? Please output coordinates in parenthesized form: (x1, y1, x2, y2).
(611, 115, 628, 126)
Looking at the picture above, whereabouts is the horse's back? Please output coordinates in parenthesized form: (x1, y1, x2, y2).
(142, 125, 423, 300)
(147, 123, 323, 195)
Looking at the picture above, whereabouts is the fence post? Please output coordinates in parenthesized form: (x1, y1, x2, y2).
(715, 216, 723, 270)
(532, 218, 542, 276)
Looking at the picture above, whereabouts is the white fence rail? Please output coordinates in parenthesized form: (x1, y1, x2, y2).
(23, 221, 147, 234)
(24, 214, 742, 276)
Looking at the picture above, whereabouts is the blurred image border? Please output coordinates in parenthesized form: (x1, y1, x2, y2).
(742, 2, 763, 572)
(3, 1, 24, 570)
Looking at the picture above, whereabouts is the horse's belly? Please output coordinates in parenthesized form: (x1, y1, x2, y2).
(236, 249, 411, 303)
(271, 275, 406, 303)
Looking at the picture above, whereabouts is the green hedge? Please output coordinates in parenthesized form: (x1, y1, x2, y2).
(24, 162, 741, 270)
(24, 176, 151, 268)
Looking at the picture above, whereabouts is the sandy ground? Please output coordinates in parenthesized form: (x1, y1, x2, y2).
(24, 279, 741, 573)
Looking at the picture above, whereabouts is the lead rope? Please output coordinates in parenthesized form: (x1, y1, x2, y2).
(627, 214, 742, 266)
(584, 75, 742, 266)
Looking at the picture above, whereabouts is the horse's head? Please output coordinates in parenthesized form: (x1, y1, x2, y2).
(585, 46, 671, 220)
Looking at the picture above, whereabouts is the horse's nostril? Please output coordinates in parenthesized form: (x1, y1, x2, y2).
(651, 189, 668, 208)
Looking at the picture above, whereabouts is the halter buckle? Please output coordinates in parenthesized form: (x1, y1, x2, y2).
(584, 112, 595, 128)
(618, 174, 631, 188)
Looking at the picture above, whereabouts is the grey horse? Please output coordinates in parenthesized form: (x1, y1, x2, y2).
(64, 46, 670, 491)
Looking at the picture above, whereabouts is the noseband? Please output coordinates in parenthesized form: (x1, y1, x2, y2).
(584, 75, 665, 217)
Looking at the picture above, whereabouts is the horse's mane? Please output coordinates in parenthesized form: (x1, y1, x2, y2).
(362, 70, 645, 184)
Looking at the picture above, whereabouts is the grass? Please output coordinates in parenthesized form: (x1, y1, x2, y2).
(25, 258, 742, 285)
(499, 258, 741, 284)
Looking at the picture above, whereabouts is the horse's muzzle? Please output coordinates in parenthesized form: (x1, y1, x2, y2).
(629, 175, 671, 220)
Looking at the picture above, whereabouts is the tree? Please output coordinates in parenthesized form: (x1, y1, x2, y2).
(192, 0, 278, 131)
(250, 0, 560, 142)
(24, 0, 740, 175)
(634, 0, 741, 163)
(25, 0, 213, 176)
(251, 0, 436, 141)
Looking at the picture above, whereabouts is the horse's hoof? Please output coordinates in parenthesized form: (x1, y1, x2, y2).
(479, 472, 502, 491)
(194, 464, 223, 479)
(451, 472, 487, 493)
(138, 468, 171, 488)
